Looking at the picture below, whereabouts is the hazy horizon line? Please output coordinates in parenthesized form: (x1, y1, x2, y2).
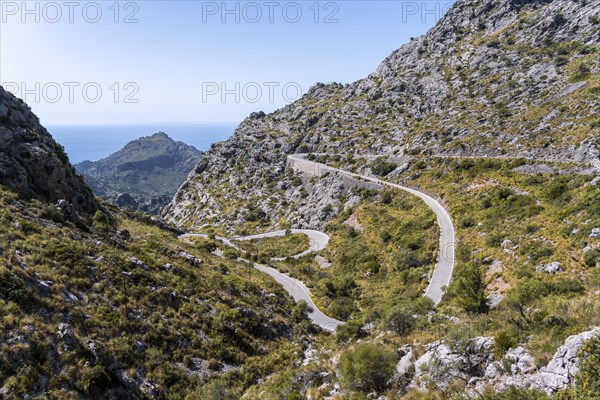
(44, 121, 240, 126)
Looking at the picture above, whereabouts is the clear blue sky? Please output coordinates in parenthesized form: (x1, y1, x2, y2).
(1, 0, 455, 125)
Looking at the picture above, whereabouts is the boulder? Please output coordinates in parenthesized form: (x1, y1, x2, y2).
(535, 261, 561, 274)
(393, 345, 415, 383)
(57, 323, 80, 350)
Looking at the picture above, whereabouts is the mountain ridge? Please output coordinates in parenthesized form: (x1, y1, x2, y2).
(0, 86, 98, 216)
(75, 132, 202, 214)
(0, 88, 311, 399)
(163, 0, 600, 231)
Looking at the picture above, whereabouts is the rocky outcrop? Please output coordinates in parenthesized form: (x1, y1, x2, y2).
(0, 86, 97, 214)
(474, 327, 600, 395)
(398, 327, 600, 396)
(411, 336, 494, 389)
(535, 261, 562, 274)
(75, 132, 201, 214)
(163, 0, 600, 230)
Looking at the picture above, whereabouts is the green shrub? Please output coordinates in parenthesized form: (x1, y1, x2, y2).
(41, 204, 65, 223)
(369, 157, 396, 176)
(317, 278, 336, 298)
(244, 208, 266, 222)
(494, 102, 512, 118)
(92, 210, 111, 232)
(192, 379, 239, 400)
(358, 188, 378, 199)
(395, 249, 421, 270)
(195, 239, 217, 253)
(76, 365, 112, 396)
(291, 300, 312, 324)
(336, 319, 365, 343)
(504, 280, 549, 325)
(487, 39, 500, 48)
(381, 191, 393, 204)
(385, 306, 416, 336)
(223, 248, 240, 260)
(18, 219, 41, 234)
(460, 217, 476, 228)
(329, 297, 358, 320)
(474, 386, 549, 399)
(584, 249, 600, 268)
(379, 231, 392, 243)
(339, 343, 397, 393)
(548, 278, 584, 296)
(555, 55, 569, 66)
(494, 331, 516, 358)
(0, 269, 34, 307)
(570, 63, 591, 82)
(543, 180, 572, 205)
(451, 263, 488, 313)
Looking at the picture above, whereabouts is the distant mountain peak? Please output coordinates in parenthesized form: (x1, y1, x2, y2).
(75, 131, 203, 214)
(149, 132, 170, 140)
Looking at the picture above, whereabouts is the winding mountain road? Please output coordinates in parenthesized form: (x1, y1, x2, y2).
(179, 154, 455, 331)
(179, 230, 342, 331)
(287, 154, 455, 304)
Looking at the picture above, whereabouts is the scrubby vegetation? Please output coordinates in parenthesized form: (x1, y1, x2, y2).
(0, 186, 315, 398)
(256, 186, 439, 324)
(232, 233, 310, 260)
(3, 0, 599, 397)
(241, 156, 600, 398)
(369, 157, 397, 176)
(338, 343, 397, 393)
(13, 154, 592, 399)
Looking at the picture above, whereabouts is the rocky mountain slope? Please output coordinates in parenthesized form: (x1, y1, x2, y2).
(76, 132, 201, 214)
(163, 0, 600, 231)
(2, 0, 600, 397)
(0, 86, 97, 216)
(154, 1, 600, 397)
(0, 86, 313, 398)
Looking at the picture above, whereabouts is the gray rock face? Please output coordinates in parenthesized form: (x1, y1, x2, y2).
(57, 323, 74, 340)
(163, 0, 600, 230)
(486, 293, 503, 309)
(285, 171, 380, 229)
(531, 327, 600, 394)
(392, 345, 416, 386)
(405, 327, 600, 396)
(0, 86, 97, 214)
(507, 346, 537, 375)
(412, 337, 494, 389)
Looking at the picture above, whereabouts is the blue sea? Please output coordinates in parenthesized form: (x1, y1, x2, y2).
(45, 123, 238, 164)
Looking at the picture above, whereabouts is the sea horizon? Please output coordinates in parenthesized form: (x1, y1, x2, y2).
(45, 123, 238, 164)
